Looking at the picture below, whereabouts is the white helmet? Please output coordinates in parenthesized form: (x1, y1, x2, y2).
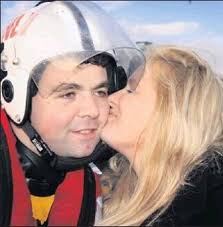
(1, 1, 145, 125)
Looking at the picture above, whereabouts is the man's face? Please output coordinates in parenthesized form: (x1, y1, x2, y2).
(31, 58, 109, 157)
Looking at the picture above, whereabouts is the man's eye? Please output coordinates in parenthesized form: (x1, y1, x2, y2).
(95, 90, 108, 97)
(59, 92, 76, 99)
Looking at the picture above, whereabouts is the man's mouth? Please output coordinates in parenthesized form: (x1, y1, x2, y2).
(71, 128, 97, 139)
(76, 129, 96, 134)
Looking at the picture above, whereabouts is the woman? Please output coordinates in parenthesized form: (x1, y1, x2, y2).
(99, 45, 223, 226)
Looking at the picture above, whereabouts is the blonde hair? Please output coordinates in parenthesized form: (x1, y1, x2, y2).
(98, 45, 223, 226)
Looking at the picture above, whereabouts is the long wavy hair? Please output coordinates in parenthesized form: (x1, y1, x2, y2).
(98, 45, 223, 226)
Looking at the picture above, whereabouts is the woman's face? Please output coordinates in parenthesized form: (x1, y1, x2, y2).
(101, 66, 157, 162)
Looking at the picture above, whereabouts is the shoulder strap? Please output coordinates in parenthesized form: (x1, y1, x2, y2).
(77, 166, 96, 227)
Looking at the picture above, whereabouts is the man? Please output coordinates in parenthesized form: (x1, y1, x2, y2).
(0, 1, 145, 226)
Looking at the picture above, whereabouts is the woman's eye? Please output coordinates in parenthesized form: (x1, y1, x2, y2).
(124, 85, 134, 93)
(95, 90, 108, 97)
(126, 88, 133, 93)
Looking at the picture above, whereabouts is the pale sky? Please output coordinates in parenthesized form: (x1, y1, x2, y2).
(1, 1, 223, 76)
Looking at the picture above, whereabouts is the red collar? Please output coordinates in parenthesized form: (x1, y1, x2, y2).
(1, 109, 101, 226)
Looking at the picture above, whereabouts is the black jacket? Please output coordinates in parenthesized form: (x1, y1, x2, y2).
(142, 152, 223, 226)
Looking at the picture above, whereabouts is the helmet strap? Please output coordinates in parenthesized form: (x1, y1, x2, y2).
(22, 121, 56, 163)
(21, 121, 109, 172)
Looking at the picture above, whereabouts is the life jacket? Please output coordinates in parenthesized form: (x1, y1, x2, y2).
(0, 108, 101, 226)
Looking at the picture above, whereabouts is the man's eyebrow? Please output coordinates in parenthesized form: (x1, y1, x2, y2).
(51, 81, 109, 93)
(52, 83, 82, 93)
(93, 81, 109, 90)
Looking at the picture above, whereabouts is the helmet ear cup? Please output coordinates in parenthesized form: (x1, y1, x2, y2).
(2, 80, 14, 103)
(1, 70, 30, 125)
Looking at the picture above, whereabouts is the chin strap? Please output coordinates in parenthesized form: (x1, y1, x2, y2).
(22, 122, 56, 163)
(21, 121, 111, 172)
(17, 139, 65, 195)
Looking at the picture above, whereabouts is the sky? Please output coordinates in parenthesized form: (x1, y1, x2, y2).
(1, 1, 223, 75)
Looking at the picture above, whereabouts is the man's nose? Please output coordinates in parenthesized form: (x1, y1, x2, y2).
(78, 95, 99, 119)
